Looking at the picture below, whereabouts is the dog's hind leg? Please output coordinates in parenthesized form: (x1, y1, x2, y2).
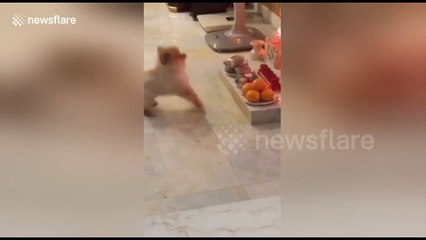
(144, 91, 158, 116)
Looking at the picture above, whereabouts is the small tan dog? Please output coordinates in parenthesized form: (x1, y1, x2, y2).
(144, 46, 204, 116)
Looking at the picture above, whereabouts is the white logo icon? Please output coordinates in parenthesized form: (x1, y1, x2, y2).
(216, 125, 248, 156)
(12, 14, 25, 27)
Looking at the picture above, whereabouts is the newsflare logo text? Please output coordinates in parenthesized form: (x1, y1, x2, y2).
(12, 14, 77, 27)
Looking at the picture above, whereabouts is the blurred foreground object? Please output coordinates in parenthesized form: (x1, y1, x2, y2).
(282, 4, 426, 237)
(0, 4, 144, 236)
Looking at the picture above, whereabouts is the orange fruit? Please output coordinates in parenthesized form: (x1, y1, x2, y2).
(252, 78, 268, 92)
(246, 90, 260, 103)
(261, 89, 275, 102)
(242, 82, 255, 96)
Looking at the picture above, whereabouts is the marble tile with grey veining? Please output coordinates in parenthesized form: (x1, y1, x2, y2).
(146, 125, 241, 200)
(244, 180, 281, 199)
(144, 132, 166, 178)
(144, 118, 155, 134)
(145, 186, 249, 216)
(228, 149, 281, 185)
(144, 196, 282, 236)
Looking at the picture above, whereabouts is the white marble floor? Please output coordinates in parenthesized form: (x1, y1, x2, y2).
(145, 196, 281, 236)
(143, 3, 281, 232)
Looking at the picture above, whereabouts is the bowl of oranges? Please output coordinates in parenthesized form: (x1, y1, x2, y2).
(241, 78, 278, 106)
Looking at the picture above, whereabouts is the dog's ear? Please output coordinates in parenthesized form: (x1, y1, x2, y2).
(160, 52, 170, 65)
(157, 46, 164, 55)
(158, 47, 170, 65)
